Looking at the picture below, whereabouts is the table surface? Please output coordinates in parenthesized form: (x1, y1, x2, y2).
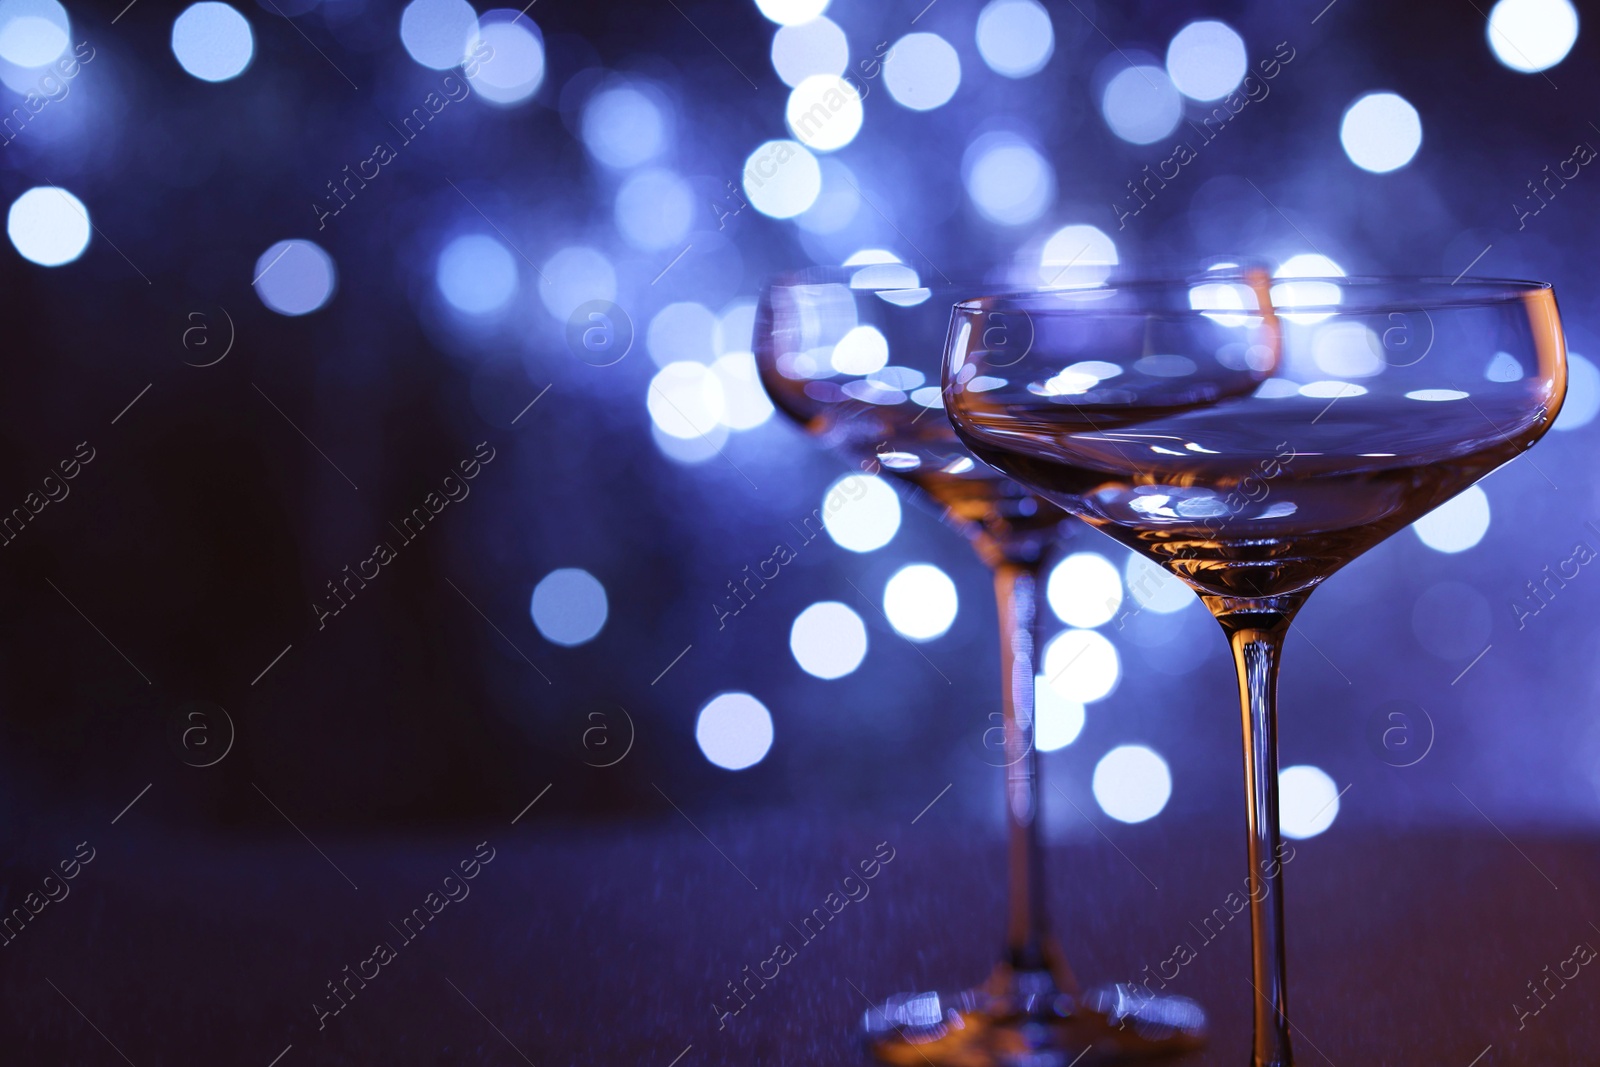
(1, 809, 1595, 1066)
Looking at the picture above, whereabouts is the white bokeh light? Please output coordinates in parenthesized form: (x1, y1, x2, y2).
(1042, 628, 1120, 704)
(964, 132, 1054, 227)
(711, 352, 774, 430)
(1123, 553, 1193, 614)
(883, 32, 961, 111)
(436, 234, 517, 314)
(615, 168, 693, 251)
(1165, 20, 1245, 101)
(771, 16, 848, 87)
(790, 601, 867, 679)
(0, 0, 68, 68)
(975, 0, 1053, 78)
(743, 139, 822, 219)
(1047, 552, 1122, 629)
(529, 568, 608, 646)
(831, 325, 889, 375)
(253, 239, 336, 316)
(786, 73, 863, 151)
(1553, 351, 1597, 430)
(399, 0, 479, 70)
(755, 0, 829, 27)
(883, 564, 958, 641)
(582, 85, 666, 169)
(1272, 253, 1345, 323)
(696, 692, 774, 771)
(648, 302, 717, 366)
(648, 362, 725, 440)
(1034, 680, 1084, 752)
(1340, 92, 1422, 173)
(1280, 764, 1340, 839)
(1093, 745, 1172, 824)
(537, 246, 615, 319)
(468, 14, 545, 105)
(7, 186, 88, 267)
(821, 473, 901, 552)
(1487, 0, 1578, 73)
(1039, 224, 1118, 288)
(1412, 484, 1490, 553)
(171, 2, 254, 82)
(1101, 65, 1182, 145)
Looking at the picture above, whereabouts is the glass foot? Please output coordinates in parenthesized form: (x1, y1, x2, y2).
(861, 978, 1205, 1066)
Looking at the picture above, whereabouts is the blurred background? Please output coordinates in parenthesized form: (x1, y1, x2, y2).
(0, 0, 1597, 847)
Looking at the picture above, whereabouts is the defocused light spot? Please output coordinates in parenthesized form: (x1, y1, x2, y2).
(647, 302, 716, 366)
(582, 85, 666, 169)
(1101, 65, 1181, 145)
(1412, 484, 1490, 553)
(975, 0, 1053, 78)
(253, 239, 335, 316)
(653, 422, 728, 465)
(538, 246, 615, 319)
(883, 564, 958, 641)
(786, 73, 863, 151)
(1411, 581, 1491, 660)
(1406, 388, 1471, 402)
(529, 567, 608, 646)
(1271, 254, 1344, 323)
(1312, 322, 1383, 378)
(171, 2, 253, 82)
(1124, 553, 1193, 614)
(772, 16, 848, 87)
(964, 132, 1054, 227)
(883, 32, 961, 111)
(1048, 552, 1122, 628)
(1039, 224, 1117, 288)
(798, 156, 861, 234)
(648, 361, 725, 439)
(1298, 380, 1367, 399)
(468, 14, 545, 104)
(1340, 92, 1422, 173)
(400, 0, 478, 70)
(7, 186, 88, 266)
(712, 352, 774, 430)
(0, 0, 67, 68)
(1279, 764, 1339, 839)
(1093, 745, 1171, 823)
(1487, 0, 1578, 72)
(437, 234, 516, 314)
(843, 248, 900, 265)
(822, 473, 900, 552)
(742, 138, 822, 218)
(1042, 628, 1119, 704)
(695, 692, 774, 770)
(832, 325, 889, 375)
(790, 601, 867, 678)
(755, 0, 829, 26)
(615, 168, 693, 251)
(1485, 351, 1525, 382)
(1165, 20, 1245, 101)
(1553, 351, 1597, 430)
(1034, 680, 1084, 751)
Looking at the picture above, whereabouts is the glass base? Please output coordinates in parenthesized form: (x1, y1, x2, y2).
(861, 972, 1205, 1067)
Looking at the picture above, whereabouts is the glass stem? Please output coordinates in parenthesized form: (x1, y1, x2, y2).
(992, 558, 1067, 985)
(1214, 598, 1305, 1067)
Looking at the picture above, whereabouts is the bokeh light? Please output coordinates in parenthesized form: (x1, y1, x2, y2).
(742, 139, 822, 218)
(711, 353, 774, 430)
(1047, 552, 1122, 629)
(1092, 745, 1172, 824)
(1039, 224, 1118, 288)
(883, 564, 958, 641)
(821, 473, 901, 552)
(7, 185, 89, 267)
(538, 246, 616, 319)
(1041, 628, 1120, 704)
(437, 234, 517, 315)
(1412, 484, 1491, 553)
(1280, 764, 1340, 839)
(771, 16, 847, 87)
(695, 692, 774, 771)
(582, 84, 667, 169)
(1101, 65, 1182, 145)
(468, 13, 545, 105)
(964, 132, 1054, 227)
(615, 168, 693, 250)
(171, 2, 254, 83)
(1123, 553, 1194, 614)
(0, 0, 68, 68)
(785, 73, 863, 151)
(1034, 681, 1084, 752)
(1553, 352, 1597, 430)
(1340, 92, 1422, 173)
(1165, 20, 1245, 101)
(974, 0, 1053, 78)
(831, 324, 889, 375)
(399, 0, 479, 70)
(790, 601, 867, 679)
(529, 567, 609, 646)
(1486, 0, 1578, 73)
(883, 32, 961, 111)
(253, 239, 336, 316)
(647, 362, 725, 440)
(754, 0, 829, 27)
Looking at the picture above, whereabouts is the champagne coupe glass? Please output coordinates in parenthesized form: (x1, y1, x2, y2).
(755, 266, 1206, 1065)
(943, 273, 1567, 1066)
